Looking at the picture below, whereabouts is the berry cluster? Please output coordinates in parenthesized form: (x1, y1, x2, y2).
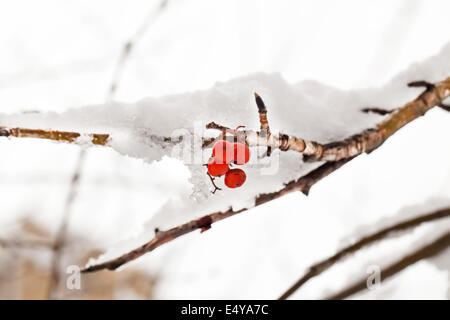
(207, 140, 250, 189)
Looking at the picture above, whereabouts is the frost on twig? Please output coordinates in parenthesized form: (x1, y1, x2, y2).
(278, 207, 450, 300)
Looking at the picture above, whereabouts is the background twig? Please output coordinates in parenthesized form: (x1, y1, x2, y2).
(47, 150, 85, 299)
(326, 231, 450, 300)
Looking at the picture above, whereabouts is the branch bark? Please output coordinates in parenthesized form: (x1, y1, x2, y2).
(278, 207, 450, 300)
(326, 231, 450, 300)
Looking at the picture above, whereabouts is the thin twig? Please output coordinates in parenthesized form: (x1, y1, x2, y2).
(206, 172, 222, 194)
(278, 207, 450, 300)
(47, 150, 85, 299)
(107, 0, 168, 101)
(326, 231, 450, 300)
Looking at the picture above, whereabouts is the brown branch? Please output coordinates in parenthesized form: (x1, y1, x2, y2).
(326, 231, 450, 300)
(82, 159, 350, 273)
(0, 126, 109, 145)
(278, 207, 450, 300)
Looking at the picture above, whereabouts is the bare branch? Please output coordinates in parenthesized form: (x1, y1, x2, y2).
(0, 238, 52, 250)
(82, 159, 351, 273)
(326, 231, 450, 300)
(279, 207, 450, 300)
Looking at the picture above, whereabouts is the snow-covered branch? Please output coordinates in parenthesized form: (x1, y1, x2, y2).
(82, 158, 349, 272)
(279, 207, 450, 300)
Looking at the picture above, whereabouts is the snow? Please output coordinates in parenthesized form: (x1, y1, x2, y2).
(0, 0, 449, 299)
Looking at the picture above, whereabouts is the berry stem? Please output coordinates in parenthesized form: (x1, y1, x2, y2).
(206, 172, 222, 194)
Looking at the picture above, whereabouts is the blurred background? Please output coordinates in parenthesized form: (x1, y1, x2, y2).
(0, 0, 449, 299)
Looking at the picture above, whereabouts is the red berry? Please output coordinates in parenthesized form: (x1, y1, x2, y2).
(207, 157, 229, 177)
(233, 143, 250, 165)
(212, 140, 234, 164)
(224, 168, 246, 188)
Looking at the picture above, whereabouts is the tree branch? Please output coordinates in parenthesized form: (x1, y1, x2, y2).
(278, 207, 450, 300)
(326, 231, 450, 300)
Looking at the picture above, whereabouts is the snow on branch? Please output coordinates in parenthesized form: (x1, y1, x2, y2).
(82, 159, 349, 272)
(82, 77, 450, 272)
(1, 76, 448, 161)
